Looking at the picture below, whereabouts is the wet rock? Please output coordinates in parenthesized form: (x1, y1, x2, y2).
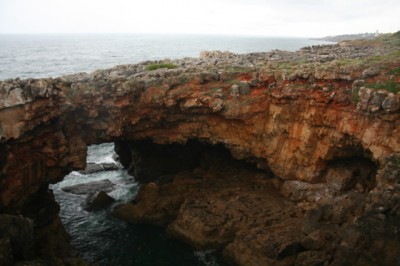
(62, 179, 115, 195)
(79, 162, 120, 175)
(84, 191, 115, 211)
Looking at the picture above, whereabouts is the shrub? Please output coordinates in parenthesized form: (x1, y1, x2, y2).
(146, 63, 177, 71)
(367, 80, 400, 94)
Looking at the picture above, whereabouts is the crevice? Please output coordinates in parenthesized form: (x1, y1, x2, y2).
(325, 156, 378, 193)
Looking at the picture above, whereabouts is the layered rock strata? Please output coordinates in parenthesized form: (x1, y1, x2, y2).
(0, 34, 400, 265)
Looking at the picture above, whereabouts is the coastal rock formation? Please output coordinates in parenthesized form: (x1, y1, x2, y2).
(0, 33, 400, 265)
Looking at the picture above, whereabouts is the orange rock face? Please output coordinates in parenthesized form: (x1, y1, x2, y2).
(1, 38, 400, 264)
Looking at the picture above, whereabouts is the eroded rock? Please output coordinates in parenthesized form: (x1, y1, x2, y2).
(62, 179, 115, 195)
(79, 162, 120, 175)
(84, 191, 115, 211)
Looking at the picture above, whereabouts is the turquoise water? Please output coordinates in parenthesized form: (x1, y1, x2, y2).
(0, 34, 332, 80)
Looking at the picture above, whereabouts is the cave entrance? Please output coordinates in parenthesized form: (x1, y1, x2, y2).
(51, 141, 230, 265)
(114, 139, 266, 184)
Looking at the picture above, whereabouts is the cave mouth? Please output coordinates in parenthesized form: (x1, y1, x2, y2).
(50, 142, 228, 265)
(114, 139, 269, 184)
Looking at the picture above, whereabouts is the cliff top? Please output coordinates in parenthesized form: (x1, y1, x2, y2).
(1, 32, 399, 113)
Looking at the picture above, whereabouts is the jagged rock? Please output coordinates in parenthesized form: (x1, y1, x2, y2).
(230, 84, 240, 97)
(199, 72, 219, 84)
(362, 67, 380, 78)
(1, 35, 400, 266)
(382, 93, 400, 112)
(62, 179, 115, 195)
(352, 79, 365, 89)
(357, 87, 372, 110)
(79, 162, 119, 174)
(281, 180, 335, 202)
(369, 89, 388, 112)
(84, 191, 115, 211)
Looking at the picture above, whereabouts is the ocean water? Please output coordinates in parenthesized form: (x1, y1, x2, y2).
(0, 34, 332, 80)
(51, 143, 225, 266)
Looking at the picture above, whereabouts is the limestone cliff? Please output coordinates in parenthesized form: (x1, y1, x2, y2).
(0, 33, 400, 265)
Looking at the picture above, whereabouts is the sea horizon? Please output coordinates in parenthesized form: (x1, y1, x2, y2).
(0, 33, 334, 80)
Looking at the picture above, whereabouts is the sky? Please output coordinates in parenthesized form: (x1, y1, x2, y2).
(0, 0, 399, 37)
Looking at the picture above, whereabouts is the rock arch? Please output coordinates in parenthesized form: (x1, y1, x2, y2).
(1, 60, 399, 264)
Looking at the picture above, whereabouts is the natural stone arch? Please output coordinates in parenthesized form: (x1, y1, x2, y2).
(1, 43, 400, 264)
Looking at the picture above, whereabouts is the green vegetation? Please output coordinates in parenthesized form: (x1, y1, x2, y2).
(146, 63, 177, 71)
(352, 88, 360, 103)
(378, 31, 400, 46)
(366, 80, 400, 94)
(388, 67, 400, 77)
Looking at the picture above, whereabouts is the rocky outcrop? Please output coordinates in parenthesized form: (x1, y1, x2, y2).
(84, 191, 115, 211)
(0, 35, 400, 265)
(78, 162, 120, 175)
(61, 179, 115, 195)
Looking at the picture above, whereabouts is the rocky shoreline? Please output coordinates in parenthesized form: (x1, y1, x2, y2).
(0, 33, 400, 265)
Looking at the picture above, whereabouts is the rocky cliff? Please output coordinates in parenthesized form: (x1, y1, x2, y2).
(1, 33, 400, 265)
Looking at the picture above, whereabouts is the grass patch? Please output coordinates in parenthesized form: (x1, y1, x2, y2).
(388, 67, 400, 77)
(146, 63, 177, 71)
(366, 80, 400, 93)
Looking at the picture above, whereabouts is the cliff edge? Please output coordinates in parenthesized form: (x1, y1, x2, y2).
(1, 33, 400, 265)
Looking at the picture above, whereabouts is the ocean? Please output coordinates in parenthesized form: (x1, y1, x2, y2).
(0, 34, 332, 80)
(51, 143, 225, 266)
(3, 34, 332, 265)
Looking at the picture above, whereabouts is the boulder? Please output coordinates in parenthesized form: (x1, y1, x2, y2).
(79, 162, 119, 175)
(281, 180, 335, 202)
(230, 85, 240, 97)
(84, 191, 115, 211)
(362, 67, 380, 78)
(62, 179, 115, 195)
(356, 87, 372, 111)
(368, 90, 388, 112)
(382, 93, 400, 113)
(199, 72, 219, 84)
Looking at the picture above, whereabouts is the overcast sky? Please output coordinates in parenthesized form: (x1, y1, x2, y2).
(0, 0, 399, 37)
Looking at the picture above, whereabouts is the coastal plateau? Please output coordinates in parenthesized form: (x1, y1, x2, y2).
(1, 33, 400, 265)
